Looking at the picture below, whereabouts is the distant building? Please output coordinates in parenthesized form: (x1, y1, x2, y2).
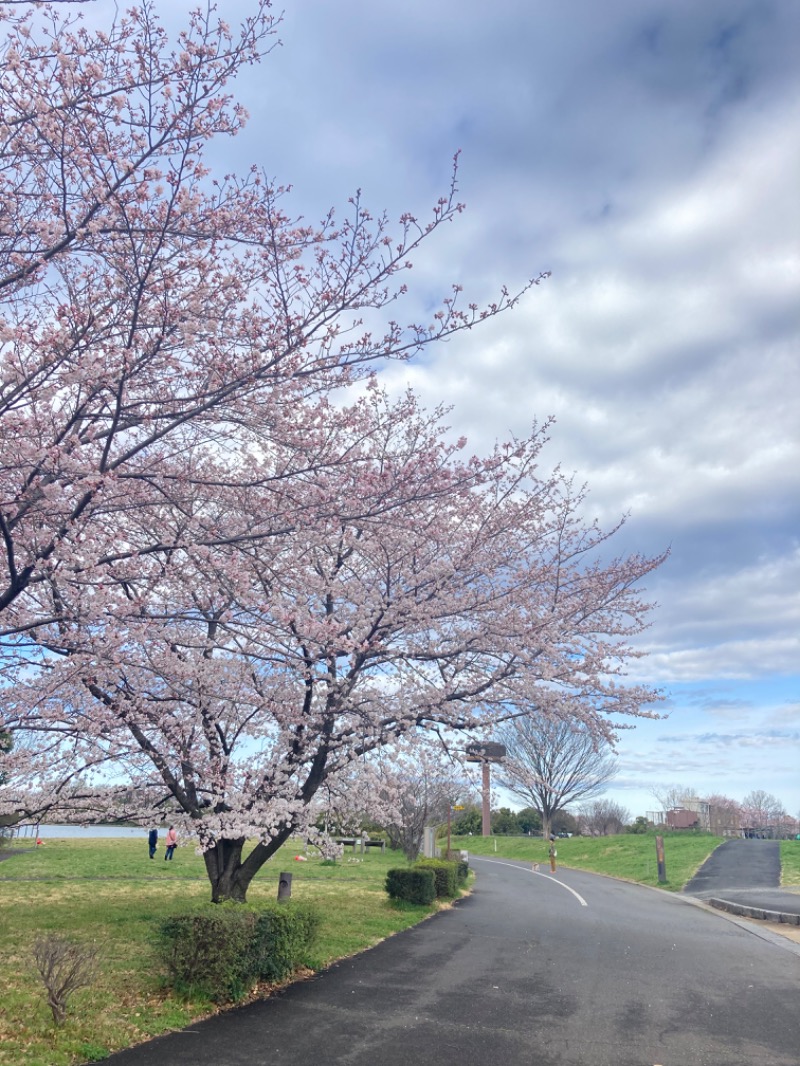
(651, 798, 743, 837)
(666, 806, 698, 829)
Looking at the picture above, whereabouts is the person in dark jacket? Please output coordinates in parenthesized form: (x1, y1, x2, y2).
(148, 828, 158, 859)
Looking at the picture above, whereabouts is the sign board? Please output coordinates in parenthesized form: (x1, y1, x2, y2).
(465, 742, 507, 763)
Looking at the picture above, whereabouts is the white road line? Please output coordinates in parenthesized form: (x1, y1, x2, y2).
(471, 855, 589, 907)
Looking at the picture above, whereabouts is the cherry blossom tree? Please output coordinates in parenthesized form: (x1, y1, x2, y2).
(740, 790, 786, 836)
(702, 793, 742, 835)
(346, 739, 477, 862)
(496, 709, 619, 840)
(0, 0, 530, 647)
(1, 386, 664, 901)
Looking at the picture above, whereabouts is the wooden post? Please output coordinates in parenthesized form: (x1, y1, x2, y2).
(655, 835, 667, 883)
(277, 872, 292, 900)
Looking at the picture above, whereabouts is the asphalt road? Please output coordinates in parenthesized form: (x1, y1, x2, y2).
(684, 839, 782, 895)
(103, 857, 799, 1066)
(683, 838, 800, 917)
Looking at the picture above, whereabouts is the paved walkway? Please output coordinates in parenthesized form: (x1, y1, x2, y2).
(101, 857, 800, 1066)
(683, 838, 800, 921)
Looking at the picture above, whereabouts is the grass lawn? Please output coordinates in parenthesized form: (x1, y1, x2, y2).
(780, 839, 800, 886)
(451, 831, 724, 891)
(0, 838, 444, 1066)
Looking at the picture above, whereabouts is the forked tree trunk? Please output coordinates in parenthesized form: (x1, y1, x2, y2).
(202, 827, 294, 903)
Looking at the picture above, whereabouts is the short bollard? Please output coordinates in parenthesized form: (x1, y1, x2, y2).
(278, 872, 293, 900)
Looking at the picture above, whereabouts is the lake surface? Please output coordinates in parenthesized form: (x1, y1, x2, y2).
(12, 824, 147, 839)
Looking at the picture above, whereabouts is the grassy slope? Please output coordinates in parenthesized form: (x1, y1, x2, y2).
(779, 840, 800, 886)
(0, 839, 433, 1066)
(451, 832, 724, 891)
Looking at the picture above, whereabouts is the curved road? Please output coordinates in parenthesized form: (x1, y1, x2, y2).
(105, 857, 799, 1066)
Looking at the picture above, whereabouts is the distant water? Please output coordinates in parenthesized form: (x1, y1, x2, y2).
(13, 825, 146, 839)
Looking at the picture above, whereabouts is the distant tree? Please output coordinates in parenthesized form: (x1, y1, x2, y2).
(551, 810, 579, 837)
(626, 815, 650, 834)
(452, 805, 483, 836)
(703, 794, 742, 834)
(650, 785, 697, 812)
(375, 754, 475, 861)
(491, 808, 520, 836)
(741, 790, 786, 835)
(497, 711, 618, 840)
(317, 741, 476, 862)
(516, 807, 542, 835)
(579, 799, 629, 836)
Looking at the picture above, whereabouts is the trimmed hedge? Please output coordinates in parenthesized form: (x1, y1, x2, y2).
(155, 900, 319, 1003)
(385, 867, 436, 905)
(414, 858, 459, 898)
(442, 851, 470, 884)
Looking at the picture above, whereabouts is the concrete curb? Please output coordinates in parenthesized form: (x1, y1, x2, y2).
(707, 897, 800, 925)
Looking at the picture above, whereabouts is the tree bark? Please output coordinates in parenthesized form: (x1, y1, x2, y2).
(202, 827, 294, 902)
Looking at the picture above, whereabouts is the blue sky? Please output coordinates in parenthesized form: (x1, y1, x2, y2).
(111, 1, 800, 818)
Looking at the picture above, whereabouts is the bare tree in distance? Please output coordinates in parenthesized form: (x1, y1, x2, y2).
(497, 711, 618, 840)
(649, 784, 698, 813)
(578, 799, 630, 836)
(740, 790, 786, 835)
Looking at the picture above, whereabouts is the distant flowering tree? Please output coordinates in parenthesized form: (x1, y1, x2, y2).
(344, 739, 478, 862)
(740, 790, 786, 835)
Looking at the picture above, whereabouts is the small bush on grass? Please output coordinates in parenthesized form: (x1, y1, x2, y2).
(442, 852, 470, 883)
(385, 867, 436, 905)
(414, 858, 459, 898)
(155, 901, 319, 1004)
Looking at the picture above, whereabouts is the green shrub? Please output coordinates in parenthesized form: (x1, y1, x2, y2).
(385, 867, 436, 905)
(251, 902, 320, 983)
(442, 852, 470, 883)
(155, 901, 319, 1003)
(414, 858, 458, 898)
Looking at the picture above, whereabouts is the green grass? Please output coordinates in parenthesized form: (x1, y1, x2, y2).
(0, 839, 446, 1066)
(450, 831, 724, 891)
(780, 839, 800, 886)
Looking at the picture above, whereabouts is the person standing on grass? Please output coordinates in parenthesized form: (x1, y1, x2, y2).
(164, 826, 178, 860)
(549, 835, 557, 873)
(148, 827, 158, 859)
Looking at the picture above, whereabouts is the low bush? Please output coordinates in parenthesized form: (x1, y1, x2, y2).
(414, 858, 459, 898)
(442, 852, 470, 883)
(385, 867, 436, 905)
(155, 900, 319, 1003)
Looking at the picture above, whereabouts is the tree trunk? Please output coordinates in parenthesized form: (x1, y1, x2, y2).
(204, 838, 251, 903)
(202, 828, 294, 903)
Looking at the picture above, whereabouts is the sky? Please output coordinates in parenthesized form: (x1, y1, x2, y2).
(112, 1, 800, 819)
